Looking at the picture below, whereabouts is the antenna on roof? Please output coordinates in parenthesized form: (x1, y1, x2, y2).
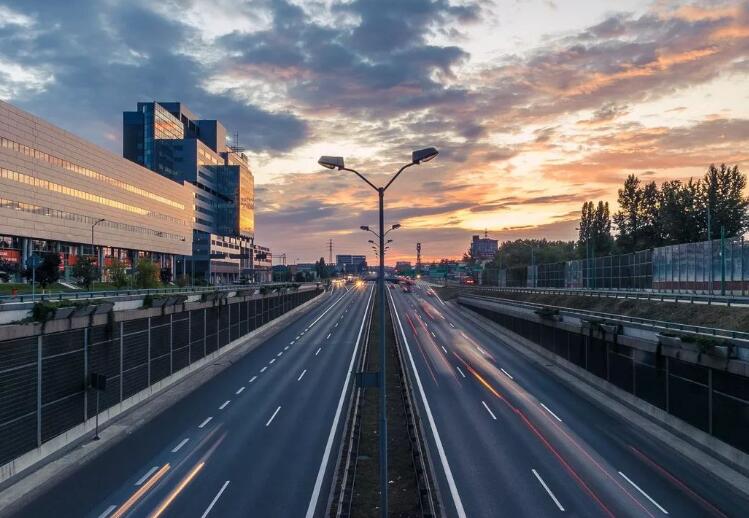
(228, 131, 245, 154)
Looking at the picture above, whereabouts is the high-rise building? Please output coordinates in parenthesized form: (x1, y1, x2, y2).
(470, 233, 498, 261)
(0, 100, 192, 282)
(123, 102, 258, 283)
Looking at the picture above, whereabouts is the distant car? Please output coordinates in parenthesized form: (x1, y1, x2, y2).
(402, 285, 411, 293)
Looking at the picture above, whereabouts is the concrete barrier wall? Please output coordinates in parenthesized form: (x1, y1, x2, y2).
(458, 297, 749, 456)
(0, 287, 321, 480)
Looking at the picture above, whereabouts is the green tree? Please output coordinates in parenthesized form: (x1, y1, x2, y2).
(71, 256, 97, 290)
(27, 252, 62, 288)
(315, 257, 330, 279)
(703, 163, 748, 239)
(107, 258, 129, 289)
(658, 179, 703, 244)
(613, 174, 652, 252)
(135, 258, 160, 289)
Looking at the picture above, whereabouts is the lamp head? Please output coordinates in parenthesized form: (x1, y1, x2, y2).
(360, 225, 370, 231)
(412, 147, 438, 164)
(318, 156, 345, 170)
(391, 223, 401, 230)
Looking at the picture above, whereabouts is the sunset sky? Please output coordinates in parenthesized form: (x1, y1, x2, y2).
(1, 0, 747, 265)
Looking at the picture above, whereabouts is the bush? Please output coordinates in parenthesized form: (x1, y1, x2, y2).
(107, 259, 129, 289)
(32, 301, 59, 322)
(71, 256, 98, 290)
(176, 274, 190, 287)
(135, 259, 160, 289)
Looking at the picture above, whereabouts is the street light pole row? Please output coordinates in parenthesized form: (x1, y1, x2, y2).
(318, 147, 438, 517)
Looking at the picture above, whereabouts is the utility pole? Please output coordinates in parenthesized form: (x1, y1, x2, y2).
(416, 242, 422, 277)
(328, 239, 333, 266)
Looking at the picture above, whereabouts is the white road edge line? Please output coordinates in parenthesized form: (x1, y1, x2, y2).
(532, 469, 565, 511)
(481, 401, 497, 420)
(198, 417, 213, 428)
(201, 480, 230, 518)
(265, 406, 282, 427)
(219, 400, 230, 410)
(98, 504, 117, 518)
(170, 439, 189, 454)
(389, 288, 467, 518)
(298, 369, 307, 381)
(236, 386, 245, 395)
(305, 284, 374, 518)
(540, 402, 562, 422)
(456, 366, 466, 378)
(135, 466, 159, 485)
(619, 472, 669, 514)
(500, 368, 514, 380)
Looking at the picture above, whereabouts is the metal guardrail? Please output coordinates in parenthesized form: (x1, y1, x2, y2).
(460, 292, 749, 344)
(0, 282, 321, 305)
(451, 284, 749, 307)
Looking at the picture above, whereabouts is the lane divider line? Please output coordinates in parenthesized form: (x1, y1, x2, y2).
(170, 439, 189, 454)
(389, 288, 466, 518)
(305, 284, 373, 518)
(198, 417, 212, 428)
(235, 386, 245, 395)
(200, 481, 230, 518)
(98, 504, 116, 518)
(277, 352, 283, 357)
(135, 466, 160, 485)
(315, 347, 322, 356)
(284, 346, 290, 350)
(481, 401, 498, 420)
(326, 333, 332, 339)
(298, 369, 307, 381)
(532, 469, 565, 512)
(619, 472, 669, 514)
(111, 464, 170, 518)
(219, 400, 230, 410)
(441, 346, 447, 354)
(270, 359, 276, 364)
(260, 366, 268, 372)
(500, 368, 514, 380)
(456, 366, 466, 378)
(540, 403, 562, 422)
(266, 406, 281, 427)
(249, 376, 257, 383)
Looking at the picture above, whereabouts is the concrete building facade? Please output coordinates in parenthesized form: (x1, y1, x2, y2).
(0, 100, 193, 280)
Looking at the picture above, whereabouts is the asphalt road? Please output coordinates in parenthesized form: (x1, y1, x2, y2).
(389, 282, 749, 518)
(6, 282, 373, 518)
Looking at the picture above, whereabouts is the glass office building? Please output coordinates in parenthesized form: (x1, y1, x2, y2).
(0, 100, 193, 282)
(123, 102, 258, 284)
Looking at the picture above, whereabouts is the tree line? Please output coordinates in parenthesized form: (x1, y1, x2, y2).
(483, 163, 747, 269)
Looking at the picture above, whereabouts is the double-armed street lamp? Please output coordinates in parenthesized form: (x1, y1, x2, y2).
(318, 147, 438, 516)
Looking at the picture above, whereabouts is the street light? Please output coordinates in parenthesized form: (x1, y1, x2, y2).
(91, 218, 105, 289)
(320, 147, 438, 516)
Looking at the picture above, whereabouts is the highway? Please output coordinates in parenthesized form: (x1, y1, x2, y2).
(388, 282, 749, 518)
(5, 283, 373, 518)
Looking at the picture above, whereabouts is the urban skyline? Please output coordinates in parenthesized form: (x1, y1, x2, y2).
(0, 0, 747, 265)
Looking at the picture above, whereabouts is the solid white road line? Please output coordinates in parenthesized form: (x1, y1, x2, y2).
(456, 366, 466, 378)
(249, 376, 257, 383)
(170, 439, 189, 454)
(98, 504, 117, 518)
(540, 402, 562, 422)
(135, 466, 160, 485)
(200, 480, 230, 518)
(266, 406, 282, 427)
(500, 368, 514, 380)
(219, 400, 230, 410)
(315, 347, 322, 356)
(532, 469, 565, 511)
(441, 345, 447, 354)
(198, 417, 213, 428)
(619, 472, 669, 514)
(236, 386, 245, 395)
(389, 288, 467, 518)
(270, 359, 276, 364)
(481, 401, 497, 420)
(305, 284, 374, 518)
(298, 369, 307, 381)
(260, 366, 268, 372)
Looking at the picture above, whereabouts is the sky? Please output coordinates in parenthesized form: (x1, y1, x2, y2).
(0, 0, 748, 266)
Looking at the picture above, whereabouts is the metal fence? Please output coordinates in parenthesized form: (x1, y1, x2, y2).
(0, 288, 320, 467)
(483, 236, 748, 294)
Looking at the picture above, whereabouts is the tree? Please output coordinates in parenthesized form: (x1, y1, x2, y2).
(294, 271, 306, 282)
(658, 179, 703, 244)
(107, 258, 129, 289)
(160, 267, 172, 285)
(135, 258, 160, 289)
(315, 257, 330, 279)
(24, 252, 62, 288)
(703, 163, 748, 239)
(491, 239, 576, 269)
(613, 174, 656, 252)
(71, 256, 98, 290)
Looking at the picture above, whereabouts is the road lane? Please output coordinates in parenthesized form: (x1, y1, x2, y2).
(6, 283, 373, 518)
(390, 283, 749, 518)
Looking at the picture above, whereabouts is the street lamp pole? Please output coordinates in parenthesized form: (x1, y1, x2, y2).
(91, 219, 105, 289)
(318, 148, 437, 517)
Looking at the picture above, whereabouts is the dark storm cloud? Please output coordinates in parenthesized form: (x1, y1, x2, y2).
(0, 0, 308, 152)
